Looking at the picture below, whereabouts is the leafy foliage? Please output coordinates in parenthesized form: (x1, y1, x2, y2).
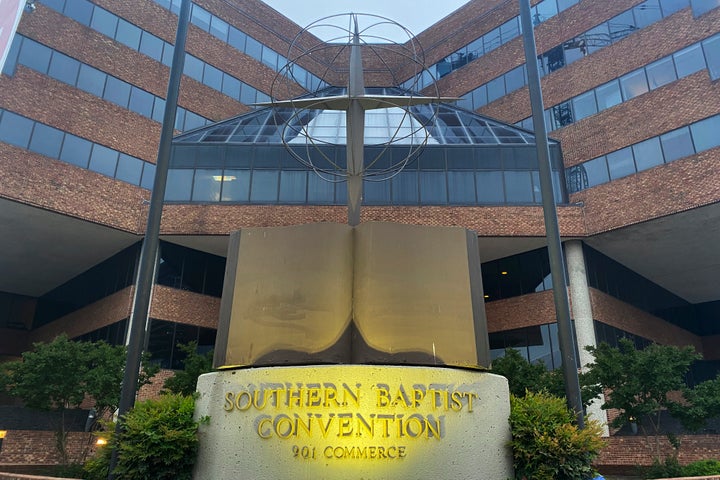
(491, 347, 601, 407)
(583, 339, 700, 434)
(0, 334, 158, 463)
(85, 394, 206, 480)
(162, 341, 214, 396)
(509, 391, 605, 480)
(642, 458, 720, 479)
(669, 376, 720, 431)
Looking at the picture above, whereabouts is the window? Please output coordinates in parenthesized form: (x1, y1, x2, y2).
(660, 127, 695, 161)
(116, 19, 142, 50)
(646, 57, 677, 88)
(419, 171, 448, 204)
(692, 0, 720, 16)
(183, 55, 204, 82)
(583, 156, 611, 188)
(487, 77, 505, 103)
(220, 169, 250, 201)
(632, 137, 664, 170)
(690, 115, 720, 151)
(704, 35, 720, 80)
(476, 171, 505, 203)
(90, 8, 118, 38)
(633, 0, 663, 28)
(572, 90, 597, 121)
(609, 10, 637, 41)
(190, 5, 212, 32)
(0, 111, 33, 148)
(59, 134, 92, 168)
(250, 170, 279, 202)
(139, 32, 164, 61)
(660, 0, 688, 15)
(505, 65, 526, 93)
(210, 16, 229, 42)
(141, 163, 156, 189)
(203, 64, 223, 91)
(115, 153, 144, 185)
(392, 171, 419, 204)
(448, 171, 476, 204)
(19, 38, 51, 74)
(673, 44, 706, 77)
(192, 169, 223, 202)
(64, 0, 93, 25)
(129, 87, 155, 118)
(29, 124, 64, 158)
(165, 169, 194, 201)
(245, 36, 263, 60)
(504, 171, 533, 203)
(89, 144, 119, 177)
(103, 76, 132, 108)
(307, 173, 334, 204)
(48, 52, 80, 85)
(77, 64, 106, 97)
(278, 171, 307, 203)
(620, 70, 649, 100)
(607, 147, 636, 179)
(221, 76, 242, 100)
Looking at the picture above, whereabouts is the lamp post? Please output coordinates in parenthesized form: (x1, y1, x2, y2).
(107, 0, 191, 477)
(518, 0, 584, 427)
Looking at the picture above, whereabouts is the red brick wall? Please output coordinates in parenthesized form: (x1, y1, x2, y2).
(485, 290, 558, 332)
(596, 434, 720, 470)
(149, 286, 220, 329)
(0, 431, 95, 466)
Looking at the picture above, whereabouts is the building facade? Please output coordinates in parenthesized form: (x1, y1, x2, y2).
(1, 0, 719, 422)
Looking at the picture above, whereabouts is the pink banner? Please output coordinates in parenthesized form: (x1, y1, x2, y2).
(0, 0, 25, 74)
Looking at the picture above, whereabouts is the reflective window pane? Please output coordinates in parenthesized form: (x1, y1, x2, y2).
(203, 64, 223, 91)
(660, 0, 688, 15)
(0, 111, 33, 148)
(89, 144, 119, 177)
(184, 55, 204, 82)
(704, 35, 720, 80)
(607, 147, 636, 179)
(487, 77, 505, 103)
(504, 170, 533, 203)
(620, 70, 649, 100)
(595, 80, 622, 110)
(448, 171, 476, 204)
(363, 179, 391, 204)
(250, 170, 279, 202)
(632, 137, 664, 170)
(59, 134, 92, 168)
(220, 169, 250, 201)
(609, 10, 636, 42)
(190, 5, 212, 32)
(141, 163, 156, 189)
(77, 64, 106, 97)
(572, 90, 597, 121)
(29, 123, 64, 158)
(278, 170, 307, 203)
(583, 156, 610, 188)
(210, 16, 230, 41)
(646, 57, 677, 89)
(19, 38, 51, 74)
(48, 52, 80, 85)
(419, 171, 448, 204)
(65, 0, 93, 25)
(660, 126, 695, 161)
(222, 75, 241, 100)
(129, 87, 155, 117)
(504, 65, 525, 93)
(115, 154, 144, 185)
(139, 32, 164, 61)
(192, 169, 223, 202)
(476, 171, 505, 203)
(245, 36, 262, 60)
(103, 76, 132, 108)
(90, 8, 118, 38)
(392, 171, 419, 204)
(692, 0, 720, 16)
(307, 173, 334, 203)
(673, 44, 706, 77)
(633, 0, 663, 28)
(690, 115, 720, 151)
(116, 19, 142, 50)
(165, 169, 194, 201)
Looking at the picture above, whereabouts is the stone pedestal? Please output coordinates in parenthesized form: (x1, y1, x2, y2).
(193, 365, 513, 479)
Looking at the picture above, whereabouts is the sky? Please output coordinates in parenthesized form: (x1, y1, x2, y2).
(260, 0, 470, 42)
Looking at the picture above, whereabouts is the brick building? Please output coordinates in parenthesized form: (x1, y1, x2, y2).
(1, 0, 719, 465)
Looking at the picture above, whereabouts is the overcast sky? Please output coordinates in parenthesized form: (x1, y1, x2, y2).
(260, 0, 470, 42)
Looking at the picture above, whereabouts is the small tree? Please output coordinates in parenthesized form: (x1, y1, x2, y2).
(669, 375, 720, 432)
(0, 335, 158, 463)
(162, 342, 214, 396)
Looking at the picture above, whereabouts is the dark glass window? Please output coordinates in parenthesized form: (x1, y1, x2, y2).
(141, 163, 156, 189)
(245, 36, 263, 60)
(165, 169, 194, 201)
(646, 57, 677, 89)
(210, 16, 229, 41)
(660, 0, 688, 15)
(487, 77, 505, 103)
(580, 156, 610, 188)
(551, 102, 573, 129)
(222, 75, 241, 100)
(584, 23, 610, 55)
(572, 90, 597, 121)
(115, 153, 144, 185)
(89, 144, 119, 177)
(633, 0, 663, 28)
(19, 38, 51, 74)
(541, 45, 565, 74)
(250, 170, 279, 202)
(0, 111, 33, 148)
(29, 123, 64, 158)
(595, 80, 622, 110)
(500, 18, 521, 41)
(77, 64, 106, 97)
(674, 44, 707, 77)
(220, 170, 250, 201)
(129, 87, 155, 117)
(476, 171, 505, 203)
(161, 44, 174, 66)
(153, 98, 167, 123)
(279, 171, 307, 203)
(103, 76, 131, 108)
(64, 0, 93, 25)
(139, 32, 164, 61)
(607, 147, 636, 179)
(660, 127, 695, 161)
(690, 115, 720, 151)
(504, 65, 525, 93)
(620, 70, 649, 100)
(306, 173, 334, 204)
(692, 0, 720, 16)
(419, 171, 448, 204)
(392, 171, 419, 204)
(48, 51, 80, 84)
(116, 19, 142, 50)
(183, 55, 204, 82)
(203, 64, 223, 91)
(192, 169, 223, 201)
(90, 8, 118, 38)
(240, 85, 256, 105)
(261, 47, 278, 70)
(472, 86, 488, 109)
(504, 170, 533, 203)
(704, 35, 720, 80)
(59, 134, 92, 168)
(448, 171, 476, 204)
(190, 5, 212, 32)
(534, 0, 558, 23)
(632, 137, 664, 170)
(609, 10, 637, 41)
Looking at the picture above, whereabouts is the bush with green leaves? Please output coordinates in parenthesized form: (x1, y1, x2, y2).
(509, 391, 605, 480)
(85, 394, 206, 480)
(162, 341, 214, 396)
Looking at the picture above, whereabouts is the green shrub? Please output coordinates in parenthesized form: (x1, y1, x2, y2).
(509, 391, 605, 480)
(681, 459, 720, 476)
(84, 394, 206, 480)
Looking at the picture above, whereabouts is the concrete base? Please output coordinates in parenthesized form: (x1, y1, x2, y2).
(193, 365, 513, 479)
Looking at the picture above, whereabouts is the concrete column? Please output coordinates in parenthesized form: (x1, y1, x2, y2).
(565, 240, 609, 435)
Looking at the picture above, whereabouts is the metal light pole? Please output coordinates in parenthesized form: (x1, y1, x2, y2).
(518, 0, 584, 427)
(107, 0, 191, 477)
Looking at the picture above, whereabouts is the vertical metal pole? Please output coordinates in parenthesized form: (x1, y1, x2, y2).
(107, 1, 191, 477)
(518, 0, 584, 427)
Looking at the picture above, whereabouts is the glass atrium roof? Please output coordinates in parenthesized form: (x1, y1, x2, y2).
(174, 87, 553, 146)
